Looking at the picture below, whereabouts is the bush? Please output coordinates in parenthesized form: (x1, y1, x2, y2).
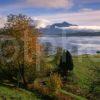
(46, 73, 62, 93)
(33, 79, 51, 95)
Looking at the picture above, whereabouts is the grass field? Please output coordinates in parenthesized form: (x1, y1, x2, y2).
(72, 55, 100, 99)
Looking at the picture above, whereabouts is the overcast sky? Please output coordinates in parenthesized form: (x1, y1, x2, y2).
(0, 0, 100, 27)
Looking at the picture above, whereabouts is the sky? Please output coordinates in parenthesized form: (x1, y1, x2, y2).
(0, 0, 100, 27)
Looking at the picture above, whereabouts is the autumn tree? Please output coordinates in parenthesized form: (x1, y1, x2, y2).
(3, 14, 41, 87)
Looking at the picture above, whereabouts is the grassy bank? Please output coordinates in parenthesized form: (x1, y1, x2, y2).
(0, 84, 41, 100)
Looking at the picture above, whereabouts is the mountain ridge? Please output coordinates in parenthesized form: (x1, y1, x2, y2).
(39, 21, 100, 36)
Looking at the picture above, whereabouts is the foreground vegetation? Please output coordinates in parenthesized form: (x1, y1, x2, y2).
(0, 55, 99, 100)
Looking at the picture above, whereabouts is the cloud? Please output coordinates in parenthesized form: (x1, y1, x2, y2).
(80, 0, 100, 3)
(0, 16, 50, 28)
(74, 0, 100, 5)
(0, 9, 100, 28)
(60, 26, 100, 32)
(0, 16, 6, 28)
(32, 18, 50, 28)
(26, 0, 73, 8)
(0, 0, 73, 9)
(80, 8, 93, 12)
(35, 10, 100, 26)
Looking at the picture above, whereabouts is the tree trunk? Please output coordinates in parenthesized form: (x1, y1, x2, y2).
(19, 64, 27, 87)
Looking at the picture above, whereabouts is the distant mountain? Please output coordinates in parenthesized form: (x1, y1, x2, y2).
(39, 22, 100, 36)
(39, 21, 76, 35)
(50, 21, 76, 28)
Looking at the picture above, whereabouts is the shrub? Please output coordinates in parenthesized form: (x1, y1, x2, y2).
(33, 79, 51, 95)
(46, 73, 62, 93)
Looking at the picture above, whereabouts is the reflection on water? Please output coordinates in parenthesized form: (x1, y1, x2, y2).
(39, 36, 100, 55)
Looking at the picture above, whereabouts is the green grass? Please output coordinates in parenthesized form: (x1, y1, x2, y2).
(62, 54, 100, 99)
(73, 55, 100, 89)
(0, 84, 41, 100)
(71, 54, 100, 99)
